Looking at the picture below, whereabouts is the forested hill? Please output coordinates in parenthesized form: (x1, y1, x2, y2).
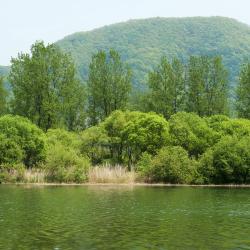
(1, 17, 250, 88)
(0, 66, 10, 89)
(0, 66, 9, 76)
(57, 16, 250, 87)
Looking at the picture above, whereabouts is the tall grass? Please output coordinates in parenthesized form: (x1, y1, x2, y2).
(88, 165, 136, 184)
(23, 169, 47, 183)
(1, 164, 137, 184)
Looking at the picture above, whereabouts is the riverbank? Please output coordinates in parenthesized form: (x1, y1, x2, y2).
(2, 182, 250, 188)
(1, 166, 250, 187)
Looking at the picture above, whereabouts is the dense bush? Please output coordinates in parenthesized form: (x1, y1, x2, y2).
(0, 163, 25, 183)
(206, 115, 250, 138)
(137, 146, 197, 184)
(169, 112, 216, 157)
(102, 110, 169, 166)
(0, 115, 46, 167)
(199, 136, 250, 184)
(1, 111, 250, 184)
(80, 125, 109, 165)
(45, 129, 90, 183)
(46, 129, 82, 151)
(44, 143, 90, 183)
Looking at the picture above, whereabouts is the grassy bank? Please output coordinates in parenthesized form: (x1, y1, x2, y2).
(0, 165, 137, 184)
(1, 113, 250, 185)
(2, 166, 250, 187)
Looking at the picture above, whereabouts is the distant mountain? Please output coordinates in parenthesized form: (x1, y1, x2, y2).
(2, 17, 250, 89)
(0, 66, 9, 76)
(0, 66, 10, 89)
(56, 16, 250, 88)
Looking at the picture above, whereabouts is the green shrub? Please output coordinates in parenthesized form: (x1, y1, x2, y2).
(137, 146, 197, 184)
(0, 163, 25, 183)
(80, 125, 109, 165)
(0, 115, 46, 167)
(44, 143, 90, 183)
(207, 115, 250, 138)
(0, 134, 23, 164)
(46, 128, 81, 151)
(199, 136, 250, 184)
(169, 112, 216, 157)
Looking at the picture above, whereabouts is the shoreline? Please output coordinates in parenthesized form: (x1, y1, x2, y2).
(1, 182, 250, 188)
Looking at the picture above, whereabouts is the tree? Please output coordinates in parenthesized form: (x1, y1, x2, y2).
(199, 136, 250, 184)
(187, 56, 228, 116)
(9, 41, 86, 131)
(169, 112, 216, 157)
(0, 77, 7, 115)
(87, 49, 132, 125)
(146, 57, 186, 119)
(236, 62, 250, 119)
(137, 146, 197, 184)
(0, 115, 46, 167)
(122, 111, 169, 167)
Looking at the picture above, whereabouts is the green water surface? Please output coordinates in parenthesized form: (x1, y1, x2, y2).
(0, 185, 249, 250)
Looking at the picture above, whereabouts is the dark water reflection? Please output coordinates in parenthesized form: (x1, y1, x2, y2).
(0, 185, 250, 250)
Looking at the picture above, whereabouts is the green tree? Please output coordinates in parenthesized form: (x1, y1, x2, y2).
(199, 136, 250, 184)
(0, 77, 7, 115)
(9, 41, 86, 131)
(45, 129, 90, 183)
(187, 56, 228, 116)
(146, 57, 186, 118)
(0, 115, 46, 167)
(236, 62, 250, 119)
(169, 112, 216, 157)
(122, 111, 169, 167)
(137, 146, 197, 184)
(87, 49, 132, 125)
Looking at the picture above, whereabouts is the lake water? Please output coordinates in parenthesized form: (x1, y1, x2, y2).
(0, 185, 250, 250)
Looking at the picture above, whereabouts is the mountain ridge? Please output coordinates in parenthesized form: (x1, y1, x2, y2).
(2, 16, 250, 88)
(56, 16, 250, 87)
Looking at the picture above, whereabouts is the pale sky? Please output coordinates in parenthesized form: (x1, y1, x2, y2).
(1, 0, 250, 65)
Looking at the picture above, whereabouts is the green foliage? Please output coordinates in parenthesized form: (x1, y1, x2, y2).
(146, 57, 185, 118)
(169, 112, 216, 157)
(80, 125, 109, 165)
(87, 49, 132, 124)
(45, 129, 90, 183)
(57, 17, 250, 88)
(46, 128, 82, 151)
(186, 56, 229, 116)
(101, 110, 169, 166)
(236, 62, 250, 119)
(0, 115, 46, 167)
(206, 115, 250, 138)
(0, 77, 8, 115)
(0, 134, 23, 164)
(122, 111, 169, 165)
(137, 146, 197, 184)
(44, 142, 90, 183)
(0, 163, 25, 183)
(199, 136, 250, 184)
(9, 41, 86, 131)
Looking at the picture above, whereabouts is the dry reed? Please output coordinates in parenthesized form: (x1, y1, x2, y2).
(23, 169, 47, 183)
(88, 164, 136, 183)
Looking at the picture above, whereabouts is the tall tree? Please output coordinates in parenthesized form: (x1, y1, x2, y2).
(9, 41, 85, 131)
(236, 62, 250, 119)
(146, 57, 186, 119)
(187, 56, 228, 116)
(0, 77, 7, 115)
(87, 49, 132, 125)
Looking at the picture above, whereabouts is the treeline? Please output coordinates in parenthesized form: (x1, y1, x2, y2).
(0, 41, 250, 130)
(0, 111, 250, 184)
(0, 41, 250, 184)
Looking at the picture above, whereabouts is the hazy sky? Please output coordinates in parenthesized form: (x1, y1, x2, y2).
(1, 0, 250, 65)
